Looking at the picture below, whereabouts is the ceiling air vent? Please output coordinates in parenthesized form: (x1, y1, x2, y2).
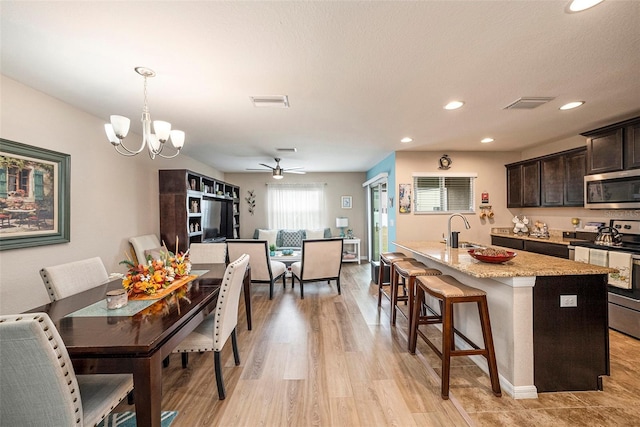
(503, 97, 555, 110)
(250, 95, 290, 108)
(276, 148, 297, 152)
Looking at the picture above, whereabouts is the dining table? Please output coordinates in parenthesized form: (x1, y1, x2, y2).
(26, 262, 251, 427)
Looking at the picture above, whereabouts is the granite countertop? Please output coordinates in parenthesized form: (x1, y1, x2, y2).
(490, 227, 594, 246)
(393, 241, 616, 279)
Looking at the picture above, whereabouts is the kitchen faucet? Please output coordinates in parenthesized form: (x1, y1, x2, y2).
(447, 214, 471, 247)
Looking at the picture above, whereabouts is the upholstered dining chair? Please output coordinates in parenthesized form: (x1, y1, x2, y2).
(290, 238, 344, 299)
(188, 242, 227, 264)
(0, 313, 134, 426)
(227, 239, 287, 300)
(40, 257, 109, 302)
(128, 234, 163, 265)
(172, 253, 250, 400)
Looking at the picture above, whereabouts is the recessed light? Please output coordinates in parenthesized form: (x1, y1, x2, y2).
(481, 138, 494, 143)
(401, 137, 413, 143)
(559, 101, 585, 110)
(568, 0, 604, 12)
(444, 101, 464, 110)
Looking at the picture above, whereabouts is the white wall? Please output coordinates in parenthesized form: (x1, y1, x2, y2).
(0, 75, 223, 313)
(225, 172, 368, 253)
(394, 151, 521, 246)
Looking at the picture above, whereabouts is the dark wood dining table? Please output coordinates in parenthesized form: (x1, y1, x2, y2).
(26, 263, 251, 427)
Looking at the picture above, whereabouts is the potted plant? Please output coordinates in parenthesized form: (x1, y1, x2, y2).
(269, 244, 276, 256)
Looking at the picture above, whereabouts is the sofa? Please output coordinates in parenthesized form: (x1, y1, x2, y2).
(252, 228, 332, 250)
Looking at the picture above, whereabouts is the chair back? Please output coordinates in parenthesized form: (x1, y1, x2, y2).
(188, 243, 227, 264)
(0, 313, 83, 426)
(227, 240, 273, 281)
(40, 257, 109, 302)
(129, 234, 162, 265)
(213, 254, 250, 352)
(300, 238, 344, 281)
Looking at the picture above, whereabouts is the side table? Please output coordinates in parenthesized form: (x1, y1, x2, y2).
(341, 238, 361, 264)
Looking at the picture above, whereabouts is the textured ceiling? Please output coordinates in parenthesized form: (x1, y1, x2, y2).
(2, 1, 639, 173)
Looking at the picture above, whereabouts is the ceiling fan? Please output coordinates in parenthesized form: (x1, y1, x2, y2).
(246, 158, 306, 179)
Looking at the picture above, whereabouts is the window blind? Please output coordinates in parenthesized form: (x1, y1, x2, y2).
(413, 173, 476, 214)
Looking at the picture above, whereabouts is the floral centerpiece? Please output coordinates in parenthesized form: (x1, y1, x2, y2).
(120, 248, 192, 296)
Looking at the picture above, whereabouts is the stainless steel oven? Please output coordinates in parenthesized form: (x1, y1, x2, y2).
(570, 219, 640, 339)
(584, 169, 640, 209)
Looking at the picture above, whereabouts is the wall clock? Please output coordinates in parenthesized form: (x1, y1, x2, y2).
(439, 154, 452, 170)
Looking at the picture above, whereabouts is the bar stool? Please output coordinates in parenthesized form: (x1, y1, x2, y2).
(377, 252, 412, 307)
(390, 259, 441, 335)
(409, 275, 501, 400)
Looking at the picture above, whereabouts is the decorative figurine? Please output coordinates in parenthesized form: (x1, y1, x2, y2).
(512, 215, 529, 235)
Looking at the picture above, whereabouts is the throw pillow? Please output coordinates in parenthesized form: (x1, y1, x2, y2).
(281, 230, 304, 248)
(305, 229, 325, 239)
(258, 229, 278, 248)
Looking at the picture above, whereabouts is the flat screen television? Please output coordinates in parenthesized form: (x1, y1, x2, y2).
(201, 198, 228, 242)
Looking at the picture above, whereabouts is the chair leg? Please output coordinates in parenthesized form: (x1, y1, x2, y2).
(337, 277, 341, 295)
(269, 280, 274, 300)
(409, 287, 424, 354)
(214, 350, 226, 400)
(377, 260, 384, 307)
(163, 356, 170, 368)
(391, 269, 399, 325)
(182, 352, 189, 369)
(282, 274, 286, 289)
(231, 328, 240, 366)
(300, 280, 304, 299)
(127, 391, 135, 405)
(478, 299, 502, 397)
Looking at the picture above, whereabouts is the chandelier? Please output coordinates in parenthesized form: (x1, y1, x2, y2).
(104, 67, 185, 159)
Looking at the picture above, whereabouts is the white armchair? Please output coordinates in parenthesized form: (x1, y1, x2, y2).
(188, 242, 227, 264)
(290, 238, 344, 299)
(0, 313, 133, 426)
(227, 240, 287, 300)
(40, 257, 109, 302)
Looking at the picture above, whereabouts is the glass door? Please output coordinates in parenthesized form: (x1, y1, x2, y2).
(369, 181, 388, 262)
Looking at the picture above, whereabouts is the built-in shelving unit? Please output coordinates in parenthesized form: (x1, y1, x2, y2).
(159, 169, 240, 253)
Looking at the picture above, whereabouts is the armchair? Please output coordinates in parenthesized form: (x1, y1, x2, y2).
(290, 238, 344, 299)
(227, 240, 287, 300)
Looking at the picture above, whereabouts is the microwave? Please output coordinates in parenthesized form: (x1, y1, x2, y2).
(584, 169, 640, 209)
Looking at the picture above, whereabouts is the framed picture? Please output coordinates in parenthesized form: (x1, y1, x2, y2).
(0, 138, 70, 250)
(341, 195, 352, 209)
(399, 183, 412, 214)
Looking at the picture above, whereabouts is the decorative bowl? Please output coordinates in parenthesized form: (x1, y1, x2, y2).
(281, 249, 294, 256)
(468, 249, 517, 264)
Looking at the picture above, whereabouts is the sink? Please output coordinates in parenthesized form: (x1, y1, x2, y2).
(458, 242, 484, 249)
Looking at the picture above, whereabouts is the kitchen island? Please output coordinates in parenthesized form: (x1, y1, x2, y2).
(394, 241, 616, 399)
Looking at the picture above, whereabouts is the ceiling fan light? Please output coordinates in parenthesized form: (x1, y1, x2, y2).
(273, 169, 284, 179)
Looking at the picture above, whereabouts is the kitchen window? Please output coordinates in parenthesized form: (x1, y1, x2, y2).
(413, 172, 476, 214)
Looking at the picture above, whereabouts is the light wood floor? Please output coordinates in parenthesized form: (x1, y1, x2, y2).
(114, 262, 640, 426)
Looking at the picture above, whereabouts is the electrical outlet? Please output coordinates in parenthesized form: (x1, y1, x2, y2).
(560, 295, 577, 307)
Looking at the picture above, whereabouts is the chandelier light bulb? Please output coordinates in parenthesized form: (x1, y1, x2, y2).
(153, 120, 172, 143)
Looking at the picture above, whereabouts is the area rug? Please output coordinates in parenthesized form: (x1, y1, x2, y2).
(97, 411, 178, 427)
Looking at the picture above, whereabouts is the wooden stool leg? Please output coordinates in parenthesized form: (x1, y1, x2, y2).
(407, 276, 415, 334)
(409, 287, 424, 354)
(478, 298, 502, 397)
(441, 299, 454, 399)
(391, 266, 399, 325)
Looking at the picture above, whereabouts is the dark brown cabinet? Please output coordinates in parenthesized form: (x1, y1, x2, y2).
(491, 236, 569, 259)
(491, 235, 524, 250)
(159, 169, 240, 253)
(583, 116, 640, 174)
(507, 148, 586, 208)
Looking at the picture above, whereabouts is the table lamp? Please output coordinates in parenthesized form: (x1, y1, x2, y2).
(336, 217, 349, 237)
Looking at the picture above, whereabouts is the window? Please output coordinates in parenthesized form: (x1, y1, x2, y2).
(267, 183, 326, 229)
(6, 167, 31, 197)
(413, 172, 476, 214)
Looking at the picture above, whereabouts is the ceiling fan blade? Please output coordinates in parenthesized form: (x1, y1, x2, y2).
(282, 166, 304, 171)
(246, 168, 270, 171)
(258, 163, 275, 170)
(284, 170, 306, 174)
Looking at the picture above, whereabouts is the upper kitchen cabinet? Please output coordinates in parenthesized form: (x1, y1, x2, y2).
(583, 116, 640, 174)
(507, 161, 540, 208)
(507, 147, 586, 208)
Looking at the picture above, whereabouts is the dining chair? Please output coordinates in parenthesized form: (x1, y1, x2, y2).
(290, 238, 344, 299)
(172, 253, 250, 400)
(40, 257, 109, 302)
(128, 234, 163, 265)
(188, 242, 227, 264)
(0, 313, 134, 426)
(227, 239, 287, 300)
